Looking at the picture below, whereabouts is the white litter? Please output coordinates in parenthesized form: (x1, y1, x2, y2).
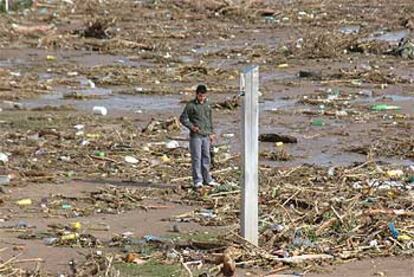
(125, 156, 139, 164)
(0, 153, 8, 163)
(222, 133, 235, 138)
(93, 106, 107, 116)
(74, 124, 84, 130)
(87, 79, 96, 88)
(166, 140, 180, 149)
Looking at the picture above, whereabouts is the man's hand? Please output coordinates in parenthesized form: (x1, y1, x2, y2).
(209, 134, 216, 144)
(191, 126, 200, 133)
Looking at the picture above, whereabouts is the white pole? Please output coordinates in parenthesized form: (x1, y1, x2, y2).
(5, 0, 8, 13)
(240, 65, 259, 246)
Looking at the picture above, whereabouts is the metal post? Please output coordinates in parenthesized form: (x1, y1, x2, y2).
(240, 65, 259, 246)
(5, 0, 8, 13)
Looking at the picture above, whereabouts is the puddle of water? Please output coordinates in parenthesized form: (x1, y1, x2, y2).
(260, 150, 366, 168)
(179, 55, 194, 63)
(369, 30, 409, 42)
(194, 44, 229, 55)
(353, 94, 414, 104)
(302, 152, 365, 167)
(263, 150, 413, 168)
(22, 90, 181, 112)
(379, 95, 414, 102)
(0, 58, 27, 68)
(261, 98, 296, 111)
(63, 53, 150, 68)
(38, 72, 55, 80)
(76, 87, 112, 97)
(261, 72, 296, 82)
(303, 153, 412, 167)
(339, 25, 360, 35)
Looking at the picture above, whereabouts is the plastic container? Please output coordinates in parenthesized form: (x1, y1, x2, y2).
(371, 104, 400, 111)
(43, 237, 58, 245)
(311, 119, 325, 127)
(16, 199, 32, 206)
(165, 140, 180, 149)
(71, 222, 81, 231)
(92, 106, 108, 116)
(0, 175, 10, 185)
(125, 156, 139, 164)
(61, 233, 79, 241)
(0, 152, 8, 163)
(388, 222, 399, 239)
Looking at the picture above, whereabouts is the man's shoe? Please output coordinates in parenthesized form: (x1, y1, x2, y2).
(194, 182, 203, 189)
(207, 180, 220, 187)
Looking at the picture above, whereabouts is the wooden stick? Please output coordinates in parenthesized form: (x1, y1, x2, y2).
(273, 254, 334, 264)
(208, 190, 240, 198)
(278, 204, 294, 224)
(281, 189, 301, 207)
(138, 205, 171, 210)
(104, 256, 113, 277)
(316, 218, 337, 236)
(230, 230, 333, 263)
(331, 206, 344, 224)
(217, 154, 239, 164)
(320, 79, 360, 84)
(12, 258, 44, 264)
(264, 265, 290, 276)
(89, 155, 119, 163)
(0, 253, 22, 269)
(281, 166, 302, 177)
(344, 160, 374, 174)
(181, 260, 193, 277)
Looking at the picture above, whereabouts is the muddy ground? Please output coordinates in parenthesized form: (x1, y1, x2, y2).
(0, 0, 413, 276)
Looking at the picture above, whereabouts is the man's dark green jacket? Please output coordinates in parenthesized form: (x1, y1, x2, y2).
(180, 99, 213, 137)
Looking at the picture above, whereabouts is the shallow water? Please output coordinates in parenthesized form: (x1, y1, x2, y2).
(369, 30, 409, 42)
(339, 26, 360, 34)
(22, 89, 181, 112)
(261, 98, 297, 111)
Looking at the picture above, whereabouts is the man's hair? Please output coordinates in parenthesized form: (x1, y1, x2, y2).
(196, 84, 207, 94)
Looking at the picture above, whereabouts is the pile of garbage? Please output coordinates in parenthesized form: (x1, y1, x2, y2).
(394, 38, 414, 59)
(349, 136, 414, 160)
(168, 163, 414, 272)
(14, 163, 407, 275)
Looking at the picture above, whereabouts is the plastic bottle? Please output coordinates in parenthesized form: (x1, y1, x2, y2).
(311, 119, 325, 127)
(92, 106, 108, 116)
(16, 199, 32, 206)
(388, 222, 399, 239)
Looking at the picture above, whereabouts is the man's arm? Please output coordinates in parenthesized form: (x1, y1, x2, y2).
(208, 105, 216, 143)
(180, 104, 194, 131)
(209, 106, 213, 134)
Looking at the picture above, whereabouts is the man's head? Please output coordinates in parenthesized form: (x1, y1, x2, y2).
(195, 84, 207, 103)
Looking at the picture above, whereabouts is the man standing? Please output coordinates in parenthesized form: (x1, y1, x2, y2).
(180, 84, 219, 189)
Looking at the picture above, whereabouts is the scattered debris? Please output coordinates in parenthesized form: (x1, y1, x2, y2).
(394, 38, 414, 59)
(0, 1, 413, 276)
(142, 117, 181, 133)
(261, 148, 292, 161)
(213, 96, 240, 110)
(259, 134, 298, 143)
(81, 18, 114, 39)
